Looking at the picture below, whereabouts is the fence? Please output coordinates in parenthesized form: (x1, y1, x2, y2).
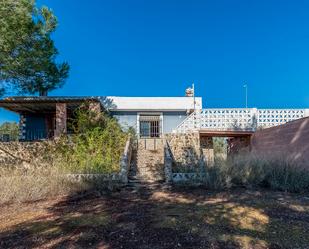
(174, 108, 309, 133)
(22, 129, 54, 141)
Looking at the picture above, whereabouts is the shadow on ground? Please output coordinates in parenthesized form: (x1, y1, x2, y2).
(0, 183, 309, 249)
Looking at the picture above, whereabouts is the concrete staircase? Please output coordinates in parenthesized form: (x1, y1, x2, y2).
(128, 138, 165, 184)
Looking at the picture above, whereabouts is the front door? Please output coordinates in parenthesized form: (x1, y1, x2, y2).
(139, 115, 161, 138)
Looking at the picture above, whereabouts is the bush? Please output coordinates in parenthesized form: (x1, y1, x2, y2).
(55, 106, 128, 174)
(203, 154, 309, 193)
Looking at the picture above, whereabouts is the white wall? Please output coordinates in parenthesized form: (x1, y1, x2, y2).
(111, 111, 188, 134)
(107, 96, 202, 111)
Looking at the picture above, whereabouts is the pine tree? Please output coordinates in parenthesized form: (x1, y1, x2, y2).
(0, 0, 69, 96)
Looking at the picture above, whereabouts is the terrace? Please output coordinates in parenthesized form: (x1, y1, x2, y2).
(0, 97, 102, 141)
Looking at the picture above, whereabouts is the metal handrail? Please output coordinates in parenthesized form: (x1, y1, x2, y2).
(22, 129, 54, 141)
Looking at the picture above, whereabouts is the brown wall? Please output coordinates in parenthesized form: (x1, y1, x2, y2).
(251, 117, 309, 165)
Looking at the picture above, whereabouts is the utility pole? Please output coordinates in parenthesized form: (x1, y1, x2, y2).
(243, 84, 248, 108)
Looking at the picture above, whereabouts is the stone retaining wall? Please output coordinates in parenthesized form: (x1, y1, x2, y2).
(0, 141, 54, 168)
(163, 134, 209, 183)
(163, 141, 173, 183)
(119, 137, 133, 183)
(165, 132, 201, 171)
(0, 137, 133, 183)
(163, 138, 204, 183)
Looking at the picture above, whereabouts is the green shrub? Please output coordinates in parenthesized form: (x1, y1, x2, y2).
(55, 107, 128, 174)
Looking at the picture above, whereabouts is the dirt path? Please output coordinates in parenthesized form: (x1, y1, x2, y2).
(0, 184, 309, 249)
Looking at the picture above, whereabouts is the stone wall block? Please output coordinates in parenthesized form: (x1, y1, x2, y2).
(55, 103, 67, 138)
(165, 132, 202, 171)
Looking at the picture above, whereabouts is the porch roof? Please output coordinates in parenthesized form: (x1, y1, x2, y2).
(0, 96, 102, 113)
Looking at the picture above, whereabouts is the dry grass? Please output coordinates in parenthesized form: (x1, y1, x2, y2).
(204, 153, 309, 193)
(0, 166, 93, 204)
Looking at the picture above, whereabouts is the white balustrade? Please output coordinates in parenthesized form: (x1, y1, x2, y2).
(174, 108, 309, 133)
(257, 109, 306, 128)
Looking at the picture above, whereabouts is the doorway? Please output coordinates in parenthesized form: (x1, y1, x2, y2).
(139, 115, 161, 138)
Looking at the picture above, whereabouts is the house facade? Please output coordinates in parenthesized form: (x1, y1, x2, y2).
(0, 94, 200, 141)
(1, 93, 308, 142)
(108, 96, 202, 137)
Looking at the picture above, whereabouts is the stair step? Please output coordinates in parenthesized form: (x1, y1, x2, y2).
(128, 140, 166, 183)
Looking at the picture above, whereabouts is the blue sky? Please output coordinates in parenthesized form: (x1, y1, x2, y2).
(1, 0, 309, 123)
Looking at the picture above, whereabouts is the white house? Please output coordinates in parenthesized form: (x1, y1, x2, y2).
(108, 96, 202, 137)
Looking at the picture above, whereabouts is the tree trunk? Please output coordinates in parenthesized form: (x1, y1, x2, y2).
(39, 89, 48, 96)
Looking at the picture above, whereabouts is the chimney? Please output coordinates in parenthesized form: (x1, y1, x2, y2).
(185, 87, 194, 97)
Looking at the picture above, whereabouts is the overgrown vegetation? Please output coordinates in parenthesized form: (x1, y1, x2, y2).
(172, 137, 309, 193)
(0, 106, 129, 203)
(55, 106, 128, 174)
(204, 154, 309, 193)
